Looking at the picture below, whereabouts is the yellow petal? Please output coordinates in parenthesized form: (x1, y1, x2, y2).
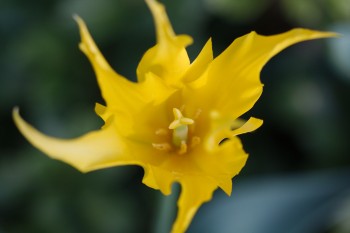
(171, 177, 217, 233)
(145, 0, 175, 42)
(142, 164, 174, 195)
(141, 161, 218, 233)
(181, 38, 213, 83)
(140, 136, 248, 233)
(195, 135, 248, 195)
(94, 103, 111, 123)
(140, 159, 219, 233)
(137, 0, 192, 85)
(212, 137, 248, 183)
(231, 117, 263, 136)
(187, 29, 337, 118)
(74, 15, 146, 114)
(13, 108, 133, 172)
(207, 112, 263, 148)
(139, 72, 177, 105)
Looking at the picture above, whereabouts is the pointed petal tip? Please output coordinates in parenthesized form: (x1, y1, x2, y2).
(295, 28, 340, 40)
(72, 14, 85, 29)
(13, 107, 130, 173)
(145, 0, 176, 42)
(72, 14, 87, 52)
(145, 0, 161, 8)
(145, 0, 164, 18)
(72, 14, 80, 22)
(252, 28, 339, 38)
(219, 179, 232, 196)
(251, 117, 263, 129)
(12, 106, 19, 116)
(12, 107, 22, 132)
(12, 106, 24, 129)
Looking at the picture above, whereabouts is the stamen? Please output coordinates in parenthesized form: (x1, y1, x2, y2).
(155, 128, 168, 136)
(194, 109, 202, 119)
(152, 143, 171, 152)
(191, 136, 201, 148)
(180, 105, 185, 112)
(178, 141, 187, 154)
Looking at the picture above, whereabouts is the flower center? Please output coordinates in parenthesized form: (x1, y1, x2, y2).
(169, 108, 194, 147)
(152, 108, 201, 154)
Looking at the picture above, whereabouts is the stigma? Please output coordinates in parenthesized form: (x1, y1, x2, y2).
(169, 108, 194, 148)
(168, 108, 194, 130)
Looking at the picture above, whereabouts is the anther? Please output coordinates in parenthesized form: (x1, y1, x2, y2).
(155, 128, 168, 136)
(152, 143, 171, 152)
(191, 136, 201, 148)
(180, 105, 185, 112)
(194, 109, 202, 119)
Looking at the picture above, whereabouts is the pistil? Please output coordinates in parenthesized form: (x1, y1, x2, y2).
(169, 108, 194, 148)
(153, 108, 200, 154)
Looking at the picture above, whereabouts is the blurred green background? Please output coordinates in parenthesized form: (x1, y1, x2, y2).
(1, 0, 350, 232)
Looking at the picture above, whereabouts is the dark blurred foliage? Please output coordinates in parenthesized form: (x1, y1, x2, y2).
(1, 0, 350, 232)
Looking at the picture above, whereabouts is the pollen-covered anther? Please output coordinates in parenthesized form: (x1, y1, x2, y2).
(152, 143, 172, 152)
(191, 136, 201, 148)
(194, 109, 202, 119)
(155, 128, 168, 136)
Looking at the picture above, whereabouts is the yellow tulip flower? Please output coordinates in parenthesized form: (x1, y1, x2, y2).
(13, 0, 336, 232)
